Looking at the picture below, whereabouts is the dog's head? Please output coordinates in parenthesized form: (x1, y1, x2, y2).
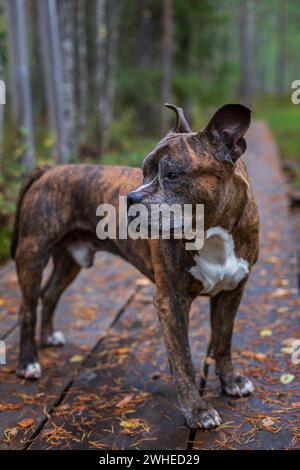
(127, 103, 251, 230)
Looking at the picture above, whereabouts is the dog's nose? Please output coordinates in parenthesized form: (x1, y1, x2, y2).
(127, 191, 142, 208)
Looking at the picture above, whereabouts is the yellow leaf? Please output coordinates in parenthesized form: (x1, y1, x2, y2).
(120, 417, 149, 433)
(260, 328, 272, 337)
(280, 373, 295, 385)
(70, 355, 83, 363)
(0, 298, 6, 306)
(281, 347, 294, 355)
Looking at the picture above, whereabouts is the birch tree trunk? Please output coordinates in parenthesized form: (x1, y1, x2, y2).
(161, 0, 173, 134)
(58, 0, 77, 158)
(37, 0, 68, 163)
(5, 0, 35, 173)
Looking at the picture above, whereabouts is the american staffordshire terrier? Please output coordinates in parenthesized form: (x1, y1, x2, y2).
(11, 103, 259, 429)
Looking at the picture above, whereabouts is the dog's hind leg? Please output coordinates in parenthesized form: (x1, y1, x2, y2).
(40, 248, 81, 347)
(210, 284, 255, 397)
(15, 238, 49, 379)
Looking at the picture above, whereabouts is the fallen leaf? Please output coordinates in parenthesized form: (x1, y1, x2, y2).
(17, 418, 34, 428)
(266, 256, 278, 264)
(120, 417, 149, 433)
(260, 328, 272, 337)
(261, 417, 275, 427)
(115, 347, 129, 355)
(277, 307, 289, 313)
(0, 403, 22, 412)
(280, 373, 295, 385)
(241, 350, 267, 361)
(272, 288, 290, 298)
(70, 355, 83, 363)
(0, 298, 6, 306)
(116, 394, 134, 408)
(85, 308, 96, 320)
(281, 347, 294, 355)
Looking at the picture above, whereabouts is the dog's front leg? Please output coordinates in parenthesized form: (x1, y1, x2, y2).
(155, 290, 221, 429)
(210, 284, 255, 396)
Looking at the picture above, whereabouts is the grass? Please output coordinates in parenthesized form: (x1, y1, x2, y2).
(255, 96, 300, 162)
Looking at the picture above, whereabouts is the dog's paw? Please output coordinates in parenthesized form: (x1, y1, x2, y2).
(185, 407, 222, 430)
(221, 373, 254, 397)
(41, 330, 66, 347)
(16, 362, 42, 380)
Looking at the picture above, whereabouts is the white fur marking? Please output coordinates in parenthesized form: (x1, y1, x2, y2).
(67, 243, 93, 268)
(47, 330, 66, 346)
(24, 362, 41, 379)
(189, 226, 249, 296)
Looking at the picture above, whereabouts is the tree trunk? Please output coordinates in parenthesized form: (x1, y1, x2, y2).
(137, 0, 155, 135)
(238, 0, 255, 107)
(76, 0, 88, 142)
(94, 0, 107, 149)
(5, 0, 35, 173)
(99, 0, 120, 155)
(0, 56, 5, 174)
(276, 0, 286, 95)
(58, 0, 77, 159)
(161, 0, 173, 134)
(37, 0, 68, 163)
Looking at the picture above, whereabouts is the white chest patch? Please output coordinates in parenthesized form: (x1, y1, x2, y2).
(189, 226, 249, 296)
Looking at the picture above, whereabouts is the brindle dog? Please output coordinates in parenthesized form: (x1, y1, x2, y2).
(11, 104, 259, 429)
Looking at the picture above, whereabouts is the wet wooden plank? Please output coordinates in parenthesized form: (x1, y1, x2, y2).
(0, 254, 140, 449)
(0, 262, 21, 339)
(29, 286, 210, 450)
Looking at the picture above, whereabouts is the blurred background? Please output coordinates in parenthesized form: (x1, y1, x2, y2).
(0, 0, 300, 263)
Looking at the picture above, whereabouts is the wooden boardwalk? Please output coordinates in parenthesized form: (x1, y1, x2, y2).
(0, 122, 299, 450)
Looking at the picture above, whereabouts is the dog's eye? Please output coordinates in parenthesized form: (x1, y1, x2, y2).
(166, 172, 181, 181)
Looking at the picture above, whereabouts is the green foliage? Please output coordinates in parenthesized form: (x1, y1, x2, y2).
(255, 96, 300, 162)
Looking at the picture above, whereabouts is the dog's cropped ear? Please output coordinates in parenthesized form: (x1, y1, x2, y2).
(203, 104, 251, 163)
(165, 103, 192, 133)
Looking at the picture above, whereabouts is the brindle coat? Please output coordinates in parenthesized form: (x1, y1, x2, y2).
(11, 104, 259, 429)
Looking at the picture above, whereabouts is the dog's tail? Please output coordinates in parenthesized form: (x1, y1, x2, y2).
(10, 165, 52, 260)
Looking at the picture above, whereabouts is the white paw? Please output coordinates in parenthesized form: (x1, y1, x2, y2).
(17, 362, 42, 380)
(200, 409, 222, 429)
(223, 376, 254, 397)
(185, 407, 222, 430)
(46, 330, 66, 346)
